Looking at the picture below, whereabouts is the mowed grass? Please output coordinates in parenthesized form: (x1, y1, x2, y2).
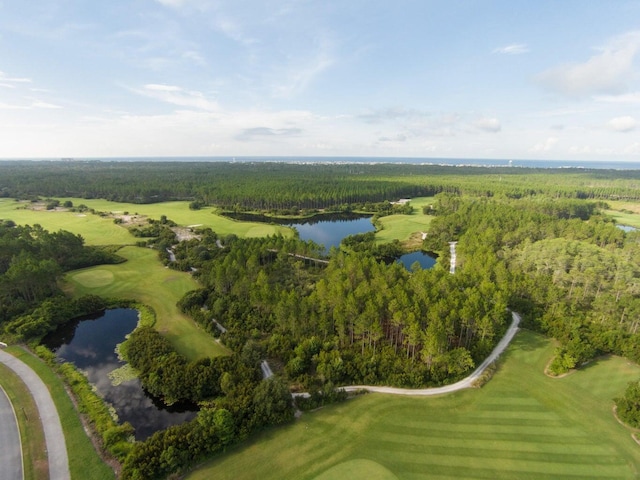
(187, 330, 640, 480)
(4, 346, 115, 480)
(375, 197, 434, 246)
(0, 198, 292, 245)
(0, 363, 48, 480)
(603, 200, 640, 229)
(62, 246, 229, 360)
(55, 198, 293, 238)
(0, 198, 134, 246)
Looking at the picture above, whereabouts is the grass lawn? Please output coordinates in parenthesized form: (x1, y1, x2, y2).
(54, 198, 293, 238)
(187, 330, 640, 480)
(0, 363, 48, 480)
(375, 197, 435, 248)
(62, 246, 229, 360)
(0, 198, 134, 246)
(603, 200, 640, 229)
(0, 198, 292, 246)
(4, 346, 115, 480)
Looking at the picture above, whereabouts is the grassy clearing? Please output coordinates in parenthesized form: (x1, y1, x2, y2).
(55, 198, 292, 238)
(603, 200, 640, 229)
(0, 363, 48, 480)
(4, 346, 115, 480)
(62, 246, 229, 360)
(375, 197, 435, 248)
(0, 198, 134, 245)
(0, 198, 291, 245)
(187, 330, 640, 480)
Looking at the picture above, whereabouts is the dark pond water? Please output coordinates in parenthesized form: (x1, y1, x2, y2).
(290, 216, 375, 252)
(397, 251, 437, 270)
(224, 212, 375, 252)
(41, 308, 197, 440)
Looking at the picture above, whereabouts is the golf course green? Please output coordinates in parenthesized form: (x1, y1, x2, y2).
(62, 246, 228, 360)
(187, 330, 640, 480)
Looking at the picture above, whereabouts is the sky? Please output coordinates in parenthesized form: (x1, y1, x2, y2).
(1, 0, 639, 161)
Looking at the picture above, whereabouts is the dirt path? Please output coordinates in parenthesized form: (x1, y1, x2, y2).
(0, 349, 70, 480)
(329, 311, 521, 397)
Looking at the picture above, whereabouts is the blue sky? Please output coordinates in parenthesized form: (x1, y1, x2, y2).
(1, 0, 639, 161)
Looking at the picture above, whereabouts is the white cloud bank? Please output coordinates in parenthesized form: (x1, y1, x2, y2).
(537, 31, 640, 97)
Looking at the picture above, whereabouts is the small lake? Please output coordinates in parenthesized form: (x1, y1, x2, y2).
(397, 251, 437, 270)
(289, 216, 375, 252)
(617, 224, 638, 232)
(41, 308, 197, 440)
(224, 212, 375, 253)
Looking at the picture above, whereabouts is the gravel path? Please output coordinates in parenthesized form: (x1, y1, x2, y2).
(0, 349, 70, 480)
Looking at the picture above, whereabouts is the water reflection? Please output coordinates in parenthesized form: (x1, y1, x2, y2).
(41, 308, 197, 440)
(397, 251, 437, 270)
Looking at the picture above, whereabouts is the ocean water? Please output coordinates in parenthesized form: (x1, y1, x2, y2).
(5, 156, 640, 170)
(96, 157, 640, 170)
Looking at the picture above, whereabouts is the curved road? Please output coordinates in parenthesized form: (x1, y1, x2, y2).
(0, 349, 70, 480)
(295, 311, 521, 398)
(0, 384, 23, 480)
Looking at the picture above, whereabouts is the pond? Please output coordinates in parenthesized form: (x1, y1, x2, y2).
(617, 224, 638, 232)
(289, 216, 375, 253)
(41, 308, 197, 440)
(397, 251, 437, 270)
(224, 212, 375, 253)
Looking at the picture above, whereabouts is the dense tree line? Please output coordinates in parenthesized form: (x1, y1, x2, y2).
(119, 326, 293, 480)
(423, 194, 640, 373)
(0, 220, 123, 329)
(2, 161, 640, 212)
(171, 228, 510, 390)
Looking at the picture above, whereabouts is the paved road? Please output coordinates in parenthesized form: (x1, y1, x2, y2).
(0, 349, 70, 480)
(0, 385, 23, 480)
(295, 311, 521, 398)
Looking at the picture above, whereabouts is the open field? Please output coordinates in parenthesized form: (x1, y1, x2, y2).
(187, 330, 640, 480)
(55, 198, 293, 238)
(375, 197, 435, 248)
(0, 198, 134, 245)
(4, 346, 114, 480)
(603, 200, 640, 229)
(0, 198, 292, 245)
(62, 246, 228, 360)
(0, 363, 48, 480)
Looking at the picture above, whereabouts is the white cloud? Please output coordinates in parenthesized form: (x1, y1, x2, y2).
(608, 115, 636, 132)
(134, 84, 219, 111)
(537, 31, 640, 97)
(0, 71, 32, 84)
(493, 44, 529, 55)
(270, 48, 335, 99)
(594, 92, 640, 104)
(530, 136, 558, 153)
(474, 117, 501, 132)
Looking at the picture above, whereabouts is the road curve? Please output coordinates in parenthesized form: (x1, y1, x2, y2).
(0, 349, 70, 480)
(321, 311, 521, 397)
(0, 384, 23, 480)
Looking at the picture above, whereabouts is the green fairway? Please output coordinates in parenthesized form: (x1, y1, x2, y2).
(0, 198, 292, 246)
(63, 246, 229, 360)
(0, 198, 134, 245)
(54, 198, 293, 238)
(187, 330, 640, 480)
(375, 197, 435, 247)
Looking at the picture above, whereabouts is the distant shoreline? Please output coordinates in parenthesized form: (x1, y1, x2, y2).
(1, 156, 640, 170)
